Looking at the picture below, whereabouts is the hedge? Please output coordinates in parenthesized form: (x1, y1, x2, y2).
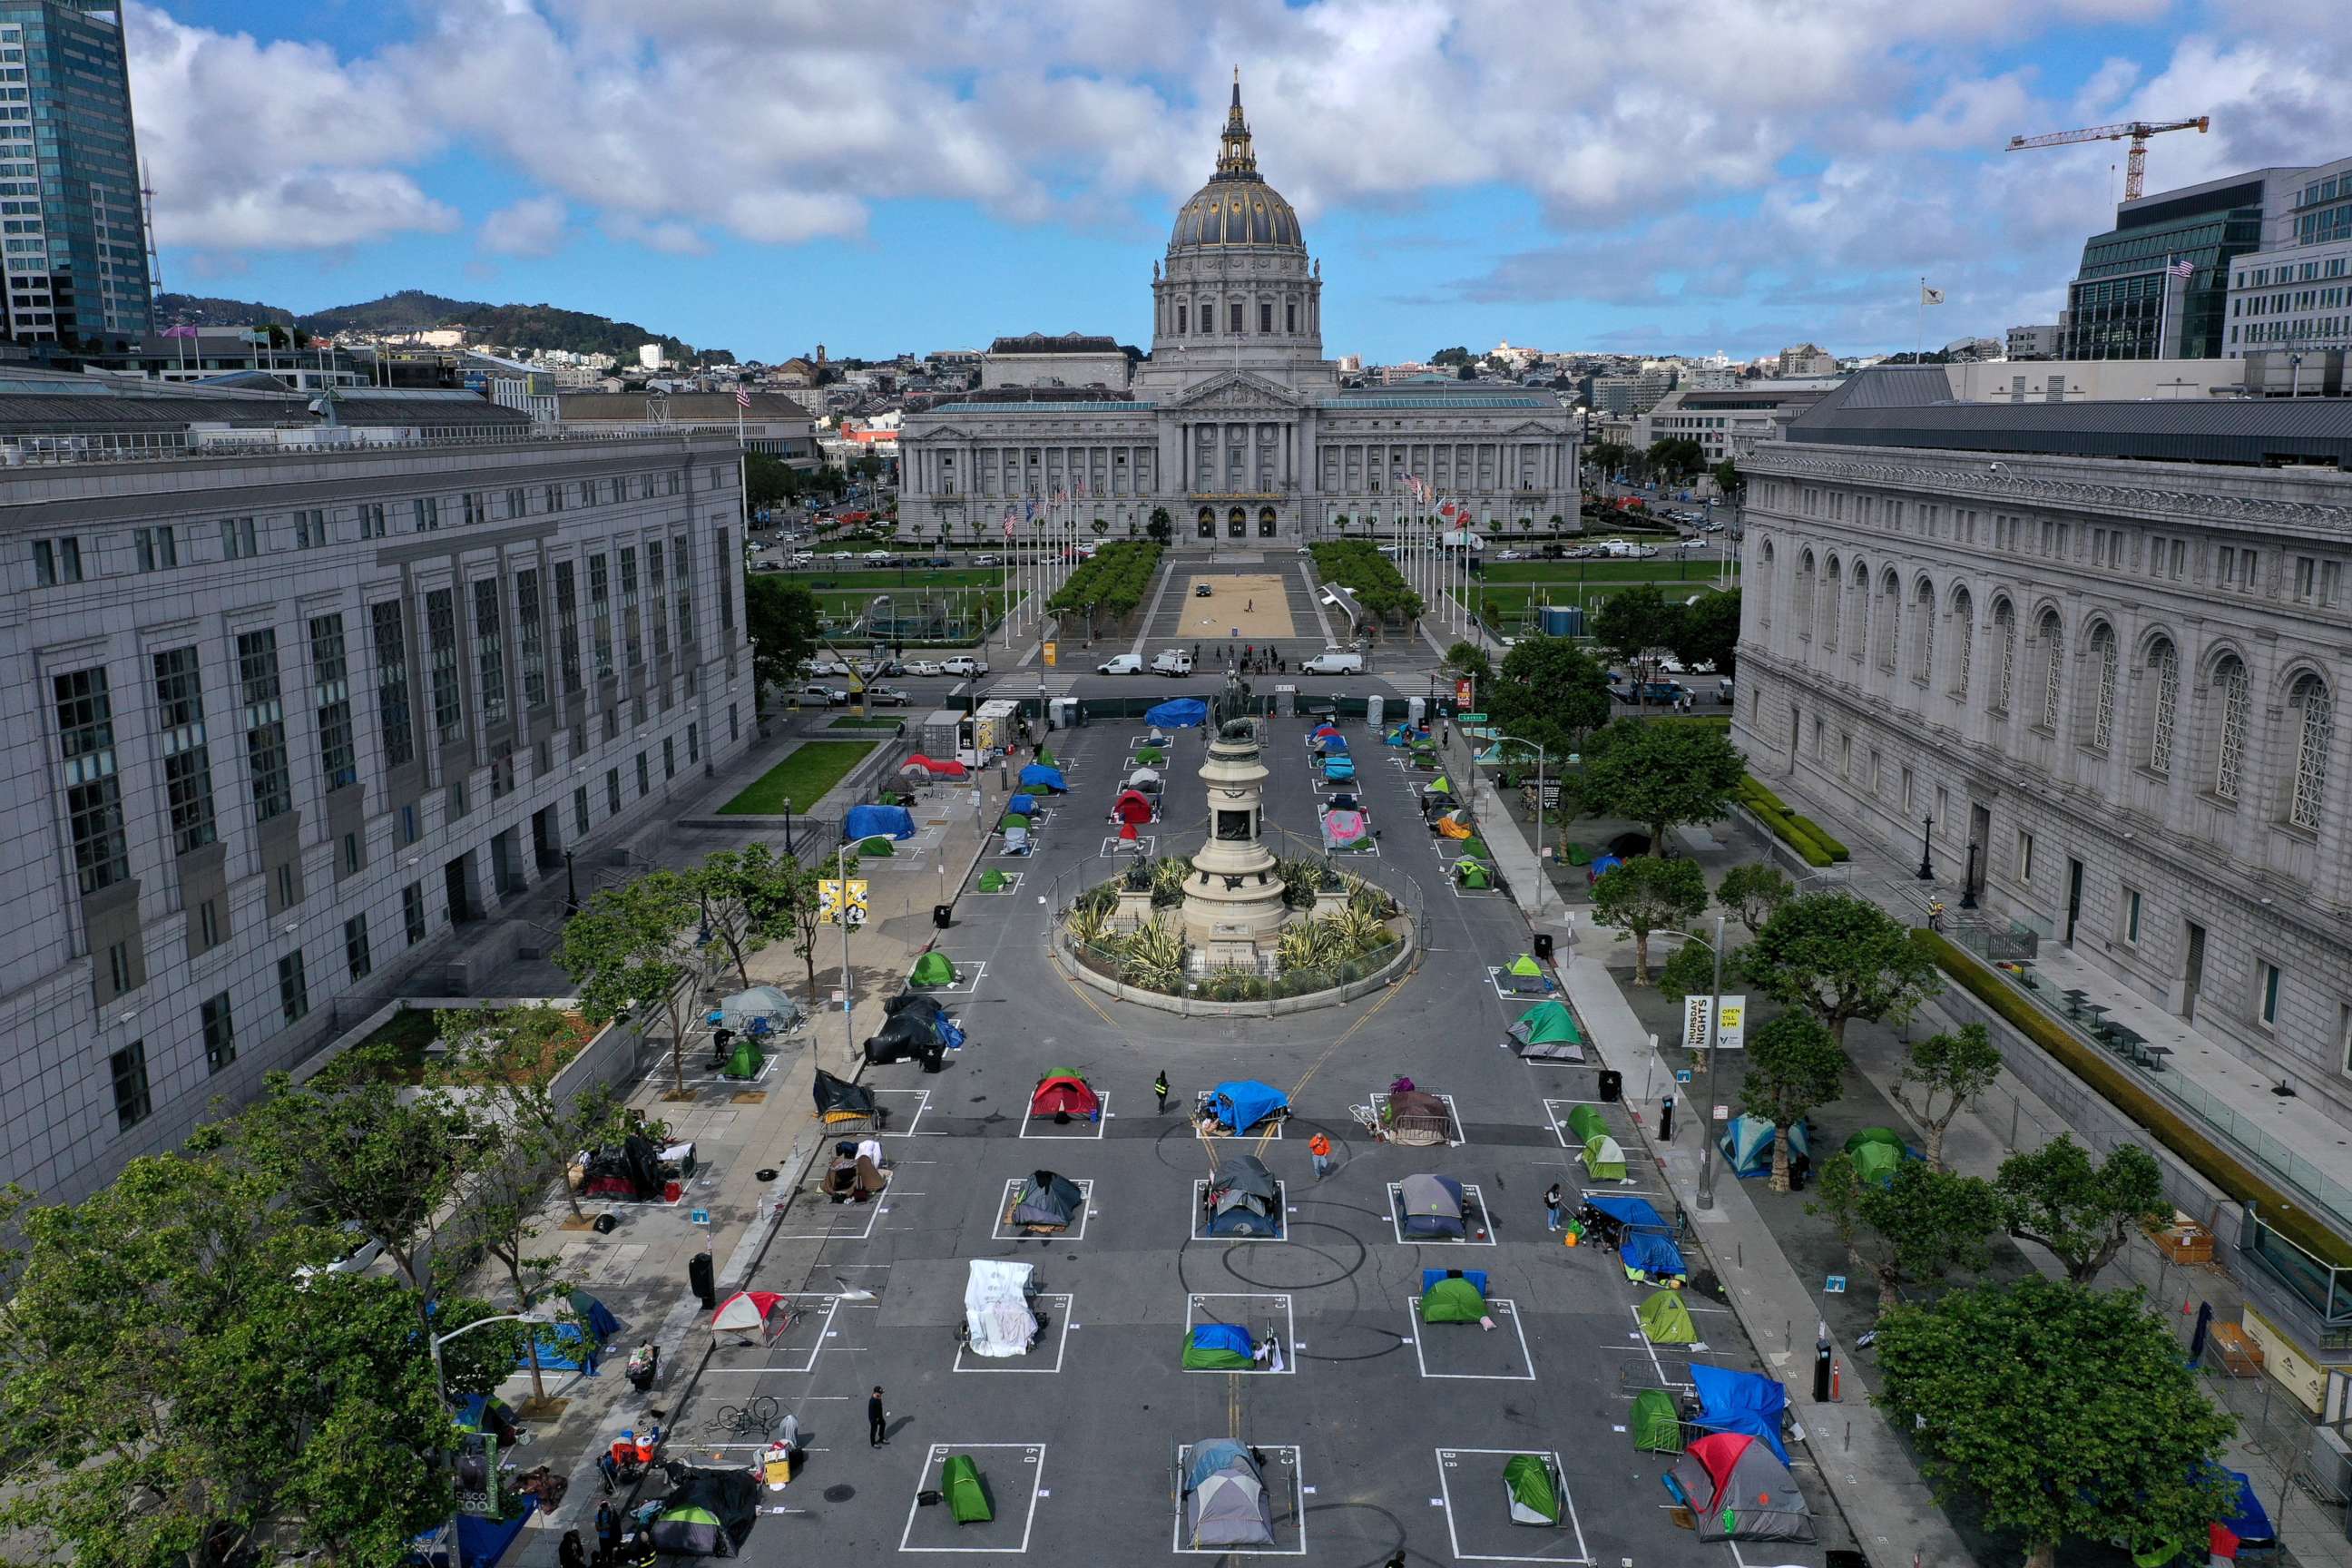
(1919, 929, 2352, 1269)
(1308, 539, 1426, 625)
(1047, 542, 1164, 622)
(1735, 778, 1838, 867)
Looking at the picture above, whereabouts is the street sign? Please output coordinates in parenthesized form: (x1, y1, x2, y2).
(818, 878, 870, 926)
(1674, 1069, 1693, 1085)
(1042, 642, 1057, 667)
(689, 1208, 710, 1228)
(1824, 1276, 1847, 1295)
(1711, 1104, 1730, 1121)
(1681, 994, 1748, 1052)
(1456, 711, 1487, 724)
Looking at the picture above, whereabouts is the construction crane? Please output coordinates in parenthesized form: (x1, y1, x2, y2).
(2006, 116, 2210, 201)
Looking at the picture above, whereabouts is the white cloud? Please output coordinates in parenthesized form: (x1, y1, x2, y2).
(480, 195, 568, 258)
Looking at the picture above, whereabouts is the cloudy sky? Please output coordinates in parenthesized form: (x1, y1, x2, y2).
(138, 0, 2352, 364)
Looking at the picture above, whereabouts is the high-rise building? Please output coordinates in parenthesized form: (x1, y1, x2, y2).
(0, 3, 152, 346)
(2055, 168, 2298, 361)
(2224, 153, 2352, 360)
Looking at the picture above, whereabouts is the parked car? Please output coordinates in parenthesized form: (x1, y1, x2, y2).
(941, 655, 989, 677)
(974, 553, 998, 566)
(1098, 653, 1144, 674)
(1301, 648, 1364, 675)
(808, 655, 849, 676)
(794, 683, 850, 707)
(1152, 649, 1193, 675)
(791, 550, 817, 564)
(756, 560, 786, 572)
(294, 1222, 385, 1284)
(906, 659, 945, 677)
(1496, 549, 1525, 562)
(866, 685, 914, 707)
(1194, 583, 1213, 597)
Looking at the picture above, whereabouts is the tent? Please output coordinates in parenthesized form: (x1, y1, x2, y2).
(1842, 1127, 1915, 1188)
(1503, 1455, 1563, 1527)
(1426, 774, 1455, 797)
(2210, 1468, 2278, 1560)
(997, 811, 1031, 831)
(1308, 723, 1341, 747)
(1398, 1172, 1468, 1239)
(1006, 793, 1041, 815)
(1134, 746, 1166, 765)
(1319, 808, 1370, 850)
(648, 1465, 759, 1557)
(720, 1036, 765, 1080)
(1717, 1116, 1809, 1180)
(844, 803, 916, 841)
(1435, 810, 1474, 840)
(1586, 852, 1623, 882)
(1668, 1433, 1812, 1544)
(1584, 1193, 1667, 1230)
(1636, 1289, 1698, 1345)
(1502, 954, 1553, 994)
(1145, 698, 1209, 729)
(1182, 1323, 1256, 1371)
(1125, 767, 1162, 794)
(942, 1455, 993, 1524)
(1690, 1365, 1791, 1465)
(1631, 1387, 1683, 1453)
(1508, 1000, 1585, 1062)
(1460, 836, 1492, 859)
(1420, 1273, 1487, 1324)
(1029, 1072, 1100, 1121)
(1565, 1103, 1610, 1146)
(1582, 1133, 1628, 1181)
(978, 867, 1011, 892)
(901, 754, 968, 779)
(1001, 824, 1032, 855)
(1182, 1439, 1276, 1549)
(518, 1289, 622, 1372)
(961, 1259, 1041, 1358)
(711, 985, 803, 1036)
(1009, 1170, 1084, 1230)
(579, 1132, 668, 1201)
(1384, 1087, 1454, 1147)
(1621, 1231, 1689, 1287)
(1018, 763, 1068, 793)
(1112, 789, 1154, 825)
(1315, 733, 1350, 755)
(1204, 1080, 1288, 1133)
(1321, 753, 1357, 781)
(1455, 858, 1493, 887)
(710, 1289, 793, 1343)
(1206, 1155, 1282, 1238)
(858, 836, 897, 857)
(812, 1069, 877, 1125)
(908, 950, 959, 989)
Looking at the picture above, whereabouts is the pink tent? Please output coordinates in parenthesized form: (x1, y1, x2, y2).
(710, 1289, 792, 1342)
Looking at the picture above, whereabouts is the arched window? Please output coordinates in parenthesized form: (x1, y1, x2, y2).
(1848, 564, 1869, 662)
(1758, 541, 1775, 628)
(1911, 580, 1934, 681)
(1878, 572, 1900, 670)
(2087, 624, 2117, 751)
(1258, 505, 1278, 538)
(1819, 556, 1840, 649)
(1993, 600, 2015, 710)
(2037, 611, 2063, 730)
(2213, 654, 2249, 799)
(2290, 672, 2333, 830)
(2147, 639, 2179, 775)
(1950, 588, 1974, 698)
(1792, 549, 1812, 636)
(1197, 506, 1216, 539)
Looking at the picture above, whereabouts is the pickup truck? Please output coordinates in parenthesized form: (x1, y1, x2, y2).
(793, 683, 849, 707)
(941, 655, 989, 678)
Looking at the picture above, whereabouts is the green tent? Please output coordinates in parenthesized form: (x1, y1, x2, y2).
(943, 1455, 992, 1524)
(910, 951, 958, 988)
(860, 836, 896, 856)
(721, 1038, 764, 1080)
(1503, 1454, 1562, 1526)
(978, 867, 1010, 892)
(1582, 1132, 1627, 1181)
(1456, 859, 1492, 888)
(1847, 1138, 1903, 1188)
(1429, 774, 1454, 795)
(998, 812, 1029, 830)
(1507, 953, 1544, 977)
(1034, 748, 1054, 764)
(1565, 1103, 1608, 1144)
(1630, 1388, 1682, 1452)
(1181, 1327, 1256, 1371)
(1136, 747, 1165, 765)
(1017, 784, 1047, 797)
(1420, 1276, 1486, 1324)
(1462, 837, 1492, 859)
(1636, 1289, 1697, 1345)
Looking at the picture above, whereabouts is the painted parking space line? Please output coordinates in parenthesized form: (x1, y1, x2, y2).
(908, 956, 989, 996)
(1100, 834, 1156, 858)
(993, 1177, 1094, 1243)
(968, 871, 1027, 897)
(1386, 1181, 1496, 1246)
(1182, 1293, 1296, 1376)
(1401, 1297, 1535, 1381)
(1486, 966, 1560, 1002)
(897, 1442, 1046, 1553)
(698, 1293, 845, 1377)
(954, 1295, 1073, 1375)
(877, 1087, 932, 1138)
(1019, 1093, 1109, 1140)
(1433, 1447, 1591, 1564)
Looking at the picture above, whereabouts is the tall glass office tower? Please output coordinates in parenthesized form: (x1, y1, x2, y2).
(0, 2, 151, 348)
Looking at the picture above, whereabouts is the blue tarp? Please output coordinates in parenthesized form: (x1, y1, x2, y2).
(1322, 756, 1356, 779)
(1018, 764, 1068, 792)
(1189, 1323, 1253, 1358)
(1584, 1194, 1668, 1230)
(1420, 1268, 1490, 1295)
(936, 1014, 966, 1051)
(517, 1321, 600, 1374)
(1620, 1231, 1688, 1279)
(1690, 1364, 1791, 1465)
(1145, 698, 1209, 729)
(1006, 794, 1040, 815)
(1208, 1079, 1287, 1132)
(844, 803, 916, 841)
(2215, 1467, 2277, 1553)
(455, 1504, 533, 1568)
(1587, 853, 1624, 879)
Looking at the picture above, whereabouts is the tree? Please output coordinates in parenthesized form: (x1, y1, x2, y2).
(1876, 1277, 2238, 1568)
(1890, 1023, 2002, 1171)
(1653, 931, 1736, 1002)
(1090, 517, 1109, 536)
(1429, 345, 1470, 366)
(1710, 457, 1740, 496)
(691, 843, 800, 988)
(1579, 717, 1746, 855)
(1854, 1160, 2000, 1313)
(1485, 636, 1612, 762)
(1808, 1151, 1867, 1277)
(1455, 362, 1475, 380)
(745, 575, 821, 710)
(1147, 506, 1172, 545)
(1587, 439, 1632, 478)
(557, 869, 700, 1093)
(1673, 588, 1741, 679)
(1738, 1012, 1847, 1191)
(786, 849, 858, 1004)
(1590, 856, 1708, 985)
(1744, 892, 1941, 1044)
(1645, 436, 1705, 479)
(1716, 861, 1793, 935)
(1441, 640, 1493, 691)
(1590, 583, 1682, 706)
(1994, 1136, 2166, 1285)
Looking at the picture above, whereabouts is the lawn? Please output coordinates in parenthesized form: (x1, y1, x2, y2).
(718, 740, 877, 815)
(1453, 581, 1730, 616)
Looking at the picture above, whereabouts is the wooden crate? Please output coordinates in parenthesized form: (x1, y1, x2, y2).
(2209, 1321, 2263, 1377)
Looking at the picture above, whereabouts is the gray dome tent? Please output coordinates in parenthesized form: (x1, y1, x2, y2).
(1009, 1171, 1083, 1230)
(1181, 1438, 1276, 1549)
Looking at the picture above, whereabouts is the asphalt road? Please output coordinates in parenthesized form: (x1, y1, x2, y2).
(644, 701, 1839, 1566)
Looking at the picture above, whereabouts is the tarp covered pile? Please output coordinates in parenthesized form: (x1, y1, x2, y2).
(1181, 1322, 1255, 1370)
(1145, 698, 1208, 729)
(961, 1259, 1041, 1357)
(1202, 1080, 1288, 1134)
(648, 1465, 760, 1556)
(844, 803, 916, 841)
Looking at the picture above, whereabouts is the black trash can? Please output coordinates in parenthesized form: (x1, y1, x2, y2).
(1533, 932, 1554, 962)
(933, 903, 954, 929)
(688, 1250, 717, 1309)
(1597, 1069, 1623, 1103)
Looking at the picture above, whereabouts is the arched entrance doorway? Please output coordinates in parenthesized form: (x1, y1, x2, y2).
(1227, 506, 1246, 539)
(1197, 506, 1215, 539)
(1258, 505, 1278, 539)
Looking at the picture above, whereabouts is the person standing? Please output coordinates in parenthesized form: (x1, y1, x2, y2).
(867, 1386, 887, 1447)
(594, 1502, 622, 1566)
(559, 1531, 590, 1568)
(1308, 1131, 1333, 1180)
(1153, 1069, 1171, 1113)
(1544, 1182, 1564, 1232)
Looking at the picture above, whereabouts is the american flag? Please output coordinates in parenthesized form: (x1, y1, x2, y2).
(2168, 259, 2197, 279)
(1002, 508, 1014, 539)
(734, 386, 751, 407)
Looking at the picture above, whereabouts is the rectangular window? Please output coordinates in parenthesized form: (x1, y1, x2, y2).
(292, 508, 327, 549)
(54, 667, 128, 895)
(152, 646, 218, 855)
(359, 502, 387, 539)
(714, 528, 733, 634)
(425, 588, 463, 742)
(515, 568, 547, 710)
(1259, 300, 1273, 334)
(370, 600, 416, 770)
(636, 751, 650, 797)
(605, 767, 622, 816)
(588, 554, 613, 680)
(2016, 828, 2035, 886)
(236, 630, 291, 822)
(278, 949, 309, 1024)
(573, 783, 590, 837)
(412, 496, 440, 532)
(197, 897, 221, 952)
(133, 524, 176, 572)
(687, 721, 700, 764)
(2295, 555, 2317, 601)
(2259, 961, 2282, 1028)
(33, 534, 82, 583)
(219, 517, 256, 560)
(109, 1040, 151, 1130)
(309, 614, 357, 789)
(344, 914, 372, 981)
(472, 577, 508, 728)
(663, 735, 676, 779)
(674, 534, 696, 644)
(620, 546, 642, 669)
(647, 540, 669, 660)
(403, 882, 426, 945)
(554, 561, 583, 696)
(2123, 887, 2142, 945)
(201, 993, 235, 1073)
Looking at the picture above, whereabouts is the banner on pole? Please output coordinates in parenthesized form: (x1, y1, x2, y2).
(1680, 994, 1748, 1052)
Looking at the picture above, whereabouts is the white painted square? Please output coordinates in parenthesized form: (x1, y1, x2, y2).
(1486, 966, 1556, 1002)
(1431, 1448, 1591, 1564)
(1386, 1181, 1496, 1246)
(911, 956, 988, 997)
(700, 1293, 842, 1377)
(875, 1086, 932, 1138)
(1369, 1089, 1465, 1148)
(1191, 1178, 1289, 1242)
(1020, 1092, 1109, 1139)
(1171, 1444, 1305, 1555)
(775, 1186, 889, 1241)
(897, 1442, 1047, 1553)
(1100, 834, 1157, 858)
(955, 1295, 1073, 1375)
(1404, 1296, 1536, 1381)
(1181, 1293, 1295, 1376)
(993, 1177, 1094, 1242)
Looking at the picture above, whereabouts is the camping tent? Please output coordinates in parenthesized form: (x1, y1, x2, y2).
(1582, 1133, 1628, 1181)
(1690, 1365, 1791, 1464)
(1183, 1323, 1256, 1370)
(1455, 858, 1493, 888)
(1112, 789, 1154, 825)
(844, 803, 916, 841)
(1508, 1000, 1585, 1061)
(1636, 1289, 1698, 1345)
(1002, 823, 1032, 855)
(1006, 794, 1040, 815)
(943, 1455, 993, 1524)
(1565, 1103, 1610, 1146)
(812, 1069, 877, 1125)
(1206, 1155, 1282, 1238)
(1029, 1072, 1100, 1120)
(1502, 953, 1552, 994)
(1145, 698, 1209, 729)
(710, 1289, 792, 1343)
(1435, 810, 1474, 840)
(1584, 1193, 1667, 1231)
(1398, 1172, 1468, 1239)
(961, 1260, 1041, 1358)
(1426, 774, 1455, 798)
(1182, 1439, 1276, 1549)
(1205, 1080, 1288, 1133)
(901, 754, 968, 779)
(1125, 767, 1162, 794)
(1586, 852, 1623, 882)
(1718, 1116, 1808, 1180)
(1385, 1088, 1453, 1146)
(977, 867, 1011, 892)
(1631, 1387, 1683, 1453)
(1308, 723, 1341, 747)
(1420, 1273, 1487, 1323)
(1319, 808, 1370, 850)
(1669, 1433, 1813, 1544)
(1315, 733, 1349, 755)
(1842, 1127, 1914, 1187)
(909, 951, 959, 988)
(1621, 1231, 1689, 1287)
(1018, 763, 1068, 793)
(1321, 753, 1357, 781)
(648, 1465, 760, 1556)
(1009, 1171, 1084, 1230)
(1503, 1455, 1563, 1527)
(712, 985, 803, 1036)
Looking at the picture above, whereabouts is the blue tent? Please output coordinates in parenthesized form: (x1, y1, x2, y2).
(1419, 1268, 1490, 1295)
(1006, 794, 1040, 815)
(1018, 763, 1068, 793)
(1206, 1079, 1288, 1133)
(844, 803, 916, 841)
(1690, 1364, 1790, 1464)
(1188, 1323, 1253, 1358)
(1717, 1115, 1808, 1179)
(1317, 734, 1349, 754)
(1587, 853, 1624, 880)
(1584, 1194, 1668, 1230)
(1620, 1231, 1688, 1280)
(1145, 697, 1209, 729)
(935, 1014, 966, 1051)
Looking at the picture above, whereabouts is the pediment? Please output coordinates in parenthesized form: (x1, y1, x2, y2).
(919, 424, 975, 441)
(1170, 371, 1304, 411)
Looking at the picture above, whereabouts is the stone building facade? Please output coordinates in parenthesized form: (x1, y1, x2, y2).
(898, 77, 1578, 548)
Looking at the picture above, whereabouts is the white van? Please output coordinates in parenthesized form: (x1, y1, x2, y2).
(1152, 649, 1193, 676)
(1301, 648, 1364, 675)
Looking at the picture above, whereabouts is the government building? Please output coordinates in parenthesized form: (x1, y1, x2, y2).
(897, 78, 1579, 547)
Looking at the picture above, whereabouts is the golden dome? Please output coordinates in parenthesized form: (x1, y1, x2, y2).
(1168, 73, 1305, 254)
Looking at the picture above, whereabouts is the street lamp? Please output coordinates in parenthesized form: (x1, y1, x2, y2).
(564, 849, 578, 917)
(429, 1308, 556, 1566)
(1915, 813, 1935, 881)
(1960, 839, 1980, 910)
(1656, 917, 1728, 1210)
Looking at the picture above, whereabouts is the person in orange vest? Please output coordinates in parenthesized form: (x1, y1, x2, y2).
(1308, 1131, 1332, 1180)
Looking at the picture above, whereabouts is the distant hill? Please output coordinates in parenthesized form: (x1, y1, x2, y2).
(154, 287, 731, 364)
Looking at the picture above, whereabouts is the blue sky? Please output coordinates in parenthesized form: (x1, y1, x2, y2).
(136, 1, 2351, 364)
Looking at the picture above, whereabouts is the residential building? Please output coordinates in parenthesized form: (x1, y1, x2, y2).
(1634, 382, 1836, 461)
(2225, 153, 2352, 360)
(557, 389, 818, 466)
(1778, 344, 1836, 377)
(635, 342, 664, 372)
(979, 331, 1129, 392)
(898, 78, 1576, 546)
(2006, 323, 2060, 360)
(1943, 336, 2004, 363)
(0, 377, 754, 1205)
(461, 351, 560, 425)
(0, 2, 152, 346)
(2056, 167, 2299, 360)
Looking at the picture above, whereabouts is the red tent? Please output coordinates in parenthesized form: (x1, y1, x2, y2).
(1669, 1432, 1812, 1543)
(1029, 1073, 1101, 1120)
(1112, 789, 1154, 825)
(710, 1289, 792, 1342)
(902, 754, 969, 779)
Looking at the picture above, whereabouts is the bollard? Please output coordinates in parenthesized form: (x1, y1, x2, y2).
(1830, 1357, 1842, 1401)
(1812, 1335, 1832, 1402)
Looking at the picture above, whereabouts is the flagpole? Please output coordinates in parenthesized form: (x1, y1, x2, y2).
(2157, 256, 2172, 359)
(1916, 276, 1923, 361)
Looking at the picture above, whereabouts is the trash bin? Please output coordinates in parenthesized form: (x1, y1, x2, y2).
(933, 903, 953, 929)
(1597, 1069, 1622, 1103)
(1533, 932, 1554, 962)
(688, 1250, 717, 1309)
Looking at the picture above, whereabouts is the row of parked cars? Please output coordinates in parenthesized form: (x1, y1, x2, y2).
(1094, 647, 1364, 676)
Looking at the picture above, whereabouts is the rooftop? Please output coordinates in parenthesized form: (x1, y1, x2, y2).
(986, 332, 1122, 356)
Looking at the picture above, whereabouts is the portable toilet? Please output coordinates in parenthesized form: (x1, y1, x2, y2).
(1407, 697, 1426, 729)
(1539, 605, 1585, 638)
(1048, 696, 1080, 730)
(1367, 694, 1385, 729)
(1275, 684, 1297, 718)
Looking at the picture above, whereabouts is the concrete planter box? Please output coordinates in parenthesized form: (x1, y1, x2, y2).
(1054, 926, 1415, 1016)
(291, 995, 639, 1113)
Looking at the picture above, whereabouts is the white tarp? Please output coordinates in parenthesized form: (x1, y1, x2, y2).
(963, 1259, 1039, 1357)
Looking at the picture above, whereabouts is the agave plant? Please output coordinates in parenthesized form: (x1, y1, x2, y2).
(1276, 919, 1338, 972)
(1121, 917, 1188, 992)
(1275, 857, 1324, 909)
(1076, 882, 1117, 919)
(1329, 902, 1390, 956)
(1151, 855, 1192, 903)
(1067, 901, 1112, 947)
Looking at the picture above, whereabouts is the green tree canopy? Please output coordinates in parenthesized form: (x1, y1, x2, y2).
(691, 843, 801, 989)
(1147, 506, 1172, 544)
(1743, 892, 1941, 1044)
(1441, 640, 1493, 691)
(745, 575, 822, 707)
(1994, 1135, 2167, 1285)
(1673, 588, 1741, 678)
(1716, 861, 1794, 935)
(1710, 457, 1740, 495)
(556, 869, 700, 1093)
(1738, 1012, 1847, 1191)
(1587, 440, 1633, 478)
(1589, 583, 1683, 702)
(1579, 717, 1746, 854)
(1855, 1159, 2001, 1312)
(1645, 436, 1705, 479)
(1876, 1277, 2238, 1568)
(1485, 636, 1612, 761)
(1890, 1023, 2003, 1171)
(1653, 929, 1738, 1002)
(1590, 855, 1708, 985)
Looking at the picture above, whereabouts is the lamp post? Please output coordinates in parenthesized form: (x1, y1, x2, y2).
(1961, 839, 1980, 910)
(429, 1308, 555, 1567)
(564, 849, 578, 917)
(1915, 813, 1935, 881)
(837, 839, 856, 1062)
(1655, 919, 1727, 1210)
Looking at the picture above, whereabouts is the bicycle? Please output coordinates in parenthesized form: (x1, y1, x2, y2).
(709, 1394, 779, 1441)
